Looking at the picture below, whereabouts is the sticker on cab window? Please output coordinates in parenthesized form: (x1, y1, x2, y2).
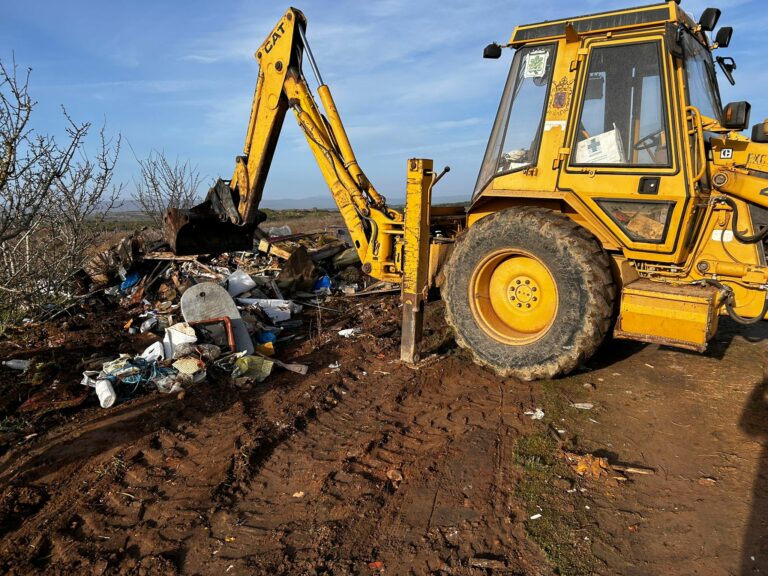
(524, 49, 550, 79)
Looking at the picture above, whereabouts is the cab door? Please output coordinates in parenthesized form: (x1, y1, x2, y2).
(558, 35, 691, 262)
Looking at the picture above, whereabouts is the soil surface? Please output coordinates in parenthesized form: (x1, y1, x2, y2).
(549, 319, 768, 576)
(0, 297, 766, 575)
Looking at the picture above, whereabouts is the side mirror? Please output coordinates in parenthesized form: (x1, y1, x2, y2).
(717, 55, 737, 85)
(723, 101, 751, 131)
(699, 8, 721, 32)
(715, 26, 733, 48)
(483, 43, 502, 59)
(752, 121, 768, 143)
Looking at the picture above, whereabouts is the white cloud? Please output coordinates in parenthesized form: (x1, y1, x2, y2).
(179, 54, 220, 64)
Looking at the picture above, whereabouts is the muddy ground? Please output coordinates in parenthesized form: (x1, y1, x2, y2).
(0, 294, 766, 575)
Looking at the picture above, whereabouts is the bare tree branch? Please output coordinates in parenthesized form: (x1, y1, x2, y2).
(131, 150, 202, 228)
(0, 57, 91, 243)
(0, 58, 124, 328)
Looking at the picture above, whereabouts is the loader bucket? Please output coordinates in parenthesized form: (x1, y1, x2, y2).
(164, 205, 258, 256)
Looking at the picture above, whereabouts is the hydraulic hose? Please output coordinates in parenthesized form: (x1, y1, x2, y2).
(718, 197, 768, 244)
(703, 278, 768, 325)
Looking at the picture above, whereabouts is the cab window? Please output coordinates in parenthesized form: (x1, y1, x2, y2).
(473, 44, 555, 196)
(572, 42, 669, 167)
(681, 31, 722, 123)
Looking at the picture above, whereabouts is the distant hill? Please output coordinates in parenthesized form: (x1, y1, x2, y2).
(260, 193, 470, 209)
(113, 193, 470, 212)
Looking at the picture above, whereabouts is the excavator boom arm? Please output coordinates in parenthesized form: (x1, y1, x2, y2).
(165, 8, 440, 363)
(167, 8, 403, 273)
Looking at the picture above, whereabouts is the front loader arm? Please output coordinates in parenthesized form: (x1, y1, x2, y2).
(710, 134, 768, 211)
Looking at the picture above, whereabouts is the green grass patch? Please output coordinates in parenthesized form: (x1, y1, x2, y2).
(514, 431, 596, 575)
(0, 416, 31, 434)
(95, 455, 127, 480)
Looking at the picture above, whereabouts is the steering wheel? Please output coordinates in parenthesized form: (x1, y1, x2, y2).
(634, 128, 664, 151)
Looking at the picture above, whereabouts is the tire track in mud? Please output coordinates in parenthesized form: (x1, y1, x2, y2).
(0, 381, 249, 574)
(200, 356, 547, 575)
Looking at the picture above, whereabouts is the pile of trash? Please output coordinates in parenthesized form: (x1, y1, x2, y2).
(71, 226, 397, 409)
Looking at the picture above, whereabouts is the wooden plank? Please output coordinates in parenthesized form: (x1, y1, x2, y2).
(144, 251, 201, 261)
(257, 239, 293, 260)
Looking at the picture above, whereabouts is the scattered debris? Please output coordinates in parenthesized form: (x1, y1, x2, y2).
(548, 423, 564, 440)
(386, 469, 404, 490)
(338, 327, 361, 338)
(1, 225, 388, 415)
(233, 355, 274, 382)
(469, 558, 507, 570)
(181, 283, 254, 355)
(172, 357, 207, 384)
(333, 247, 359, 269)
(2, 359, 30, 371)
(571, 402, 594, 410)
(141, 342, 165, 363)
(563, 451, 655, 480)
(163, 322, 198, 359)
(226, 268, 257, 297)
(237, 298, 301, 323)
(262, 353, 308, 376)
(276, 246, 318, 292)
(139, 316, 158, 333)
(94, 379, 117, 408)
(612, 463, 655, 476)
(525, 408, 545, 420)
(564, 451, 609, 480)
(82, 233, 144, 286)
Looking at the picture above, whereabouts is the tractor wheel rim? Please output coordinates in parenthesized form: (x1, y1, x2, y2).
(469, 249, 558, 345)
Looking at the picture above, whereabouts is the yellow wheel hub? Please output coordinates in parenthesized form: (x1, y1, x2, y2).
(470, 250, 558, 345)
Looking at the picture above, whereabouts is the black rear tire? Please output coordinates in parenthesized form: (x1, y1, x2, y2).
(443, 207, 615, 380)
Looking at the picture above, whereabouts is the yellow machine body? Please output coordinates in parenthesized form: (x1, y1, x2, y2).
(615, 280, 720, 351)
(468, 1, 768, 353)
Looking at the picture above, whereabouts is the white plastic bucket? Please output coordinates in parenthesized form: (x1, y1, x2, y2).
(95, 379, 116, 408)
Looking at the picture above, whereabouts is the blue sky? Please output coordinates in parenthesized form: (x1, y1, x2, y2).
(1, 0, 764, 207)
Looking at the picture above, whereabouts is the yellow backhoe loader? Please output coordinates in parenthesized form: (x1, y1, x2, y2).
(166, 1, 768, 380)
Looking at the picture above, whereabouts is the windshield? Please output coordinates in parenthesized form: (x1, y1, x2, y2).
(682, 31, 723, 122)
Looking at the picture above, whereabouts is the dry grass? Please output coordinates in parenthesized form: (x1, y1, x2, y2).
(261, 209, 344, 235)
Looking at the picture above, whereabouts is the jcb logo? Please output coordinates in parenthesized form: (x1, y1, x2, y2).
(264, 22, 286, 54)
